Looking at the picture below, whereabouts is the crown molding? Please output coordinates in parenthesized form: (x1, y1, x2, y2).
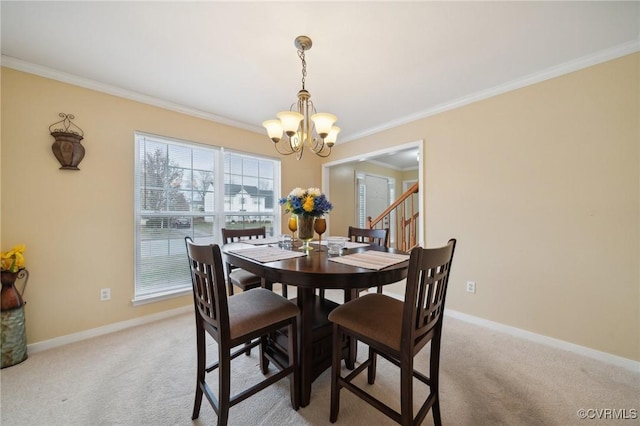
(342, 39, 640, 143)
(0, 55, 264, 135)
(3, 38, 639, 144)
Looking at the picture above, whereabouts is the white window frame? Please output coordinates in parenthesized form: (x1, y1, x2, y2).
(133, 132, 280, 305)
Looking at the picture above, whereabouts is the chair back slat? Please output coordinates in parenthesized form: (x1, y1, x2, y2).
(348, 226, 389, 247)
(221, 227, 266, 243)
(416, 272, 428, 325)
(402, 239, 456, 348)
(185, 237, 230, 337)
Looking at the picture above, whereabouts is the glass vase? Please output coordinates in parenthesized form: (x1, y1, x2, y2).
(297, 215, 315, 251)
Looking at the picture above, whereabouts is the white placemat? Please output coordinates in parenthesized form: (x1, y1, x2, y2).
(328, 250, 410, 270)
(227, 246, 307, 263)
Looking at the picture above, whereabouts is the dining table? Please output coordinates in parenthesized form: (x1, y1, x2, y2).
(222, 239, 410, 407)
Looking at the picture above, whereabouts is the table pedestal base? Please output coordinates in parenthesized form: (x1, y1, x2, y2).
(265, 293, 352, 406)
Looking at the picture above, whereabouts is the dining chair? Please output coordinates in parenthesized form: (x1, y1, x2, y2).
(222, 227, 288, 297)
(348, 226, 390, 294)
(328, 239, 456, 426)
(185, 237, 299, 426)
(316, 226, 390, 300)
(348, 226, 389, 247)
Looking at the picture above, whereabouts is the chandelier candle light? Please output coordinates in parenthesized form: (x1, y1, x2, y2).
(263, 35, 340, 160)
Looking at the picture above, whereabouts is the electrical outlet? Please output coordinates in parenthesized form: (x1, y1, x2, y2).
(466, 281, 476, 294)
(100, 288, 111, 301)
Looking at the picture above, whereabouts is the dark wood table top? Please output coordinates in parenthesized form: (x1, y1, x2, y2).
(223, 243, 409, 289)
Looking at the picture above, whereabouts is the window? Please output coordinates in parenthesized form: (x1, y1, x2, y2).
(223, 152, 277, 230)
(134, 133, 280, 303)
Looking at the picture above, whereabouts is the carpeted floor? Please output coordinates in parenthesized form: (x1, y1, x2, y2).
(1, 297, 638, 426)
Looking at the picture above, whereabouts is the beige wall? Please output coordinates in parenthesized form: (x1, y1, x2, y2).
(2, 52, 638, 363)
(0, 68, 321, 344)
(401, 169, 419, 185)
(327, 53, 640, 361)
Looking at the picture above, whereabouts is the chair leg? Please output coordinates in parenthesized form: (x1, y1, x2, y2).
(400, 358, 413, 426)
(259, 335, 270, 374)
(242, 284, 253, 356)
(192, 326, 205, 420)
(345, 335, 356, 370)
(192, 384, 203, 420)
(431, 335, 443, 425)
(344, 289, 358, 370)
(330, 324, 342, 423)
(218, 351, 231, 426)
(432, 397, 442, 426)
(282, 284, 288, 298)
(367, 346, 377, 385)
(288, 320, 299, 410)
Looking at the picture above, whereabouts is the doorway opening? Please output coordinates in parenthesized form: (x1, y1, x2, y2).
(321, 139, 424, 247)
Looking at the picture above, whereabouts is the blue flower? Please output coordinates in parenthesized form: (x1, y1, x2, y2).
(278, 187, 333, 217)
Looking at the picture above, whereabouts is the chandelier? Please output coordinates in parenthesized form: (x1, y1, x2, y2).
(263, 35, 340, 159)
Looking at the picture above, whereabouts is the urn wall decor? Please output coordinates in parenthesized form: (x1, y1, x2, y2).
(49, 113, 85, 170)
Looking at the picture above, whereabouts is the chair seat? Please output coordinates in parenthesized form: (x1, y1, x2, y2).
(228, 288, 299, 339)
(228, 268, 261, 288)
(328, 293, 403, 352)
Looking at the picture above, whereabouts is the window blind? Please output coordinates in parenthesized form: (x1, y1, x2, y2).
(134, 133, 279, 302)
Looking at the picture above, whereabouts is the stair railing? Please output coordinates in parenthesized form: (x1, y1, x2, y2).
(367, 182, 419, 251)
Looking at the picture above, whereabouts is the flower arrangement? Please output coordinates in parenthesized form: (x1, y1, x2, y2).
(1, 245, 26, 273)
(279, 187, 333, 217)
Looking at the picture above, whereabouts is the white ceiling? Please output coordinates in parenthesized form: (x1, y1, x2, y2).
(365, 148, 420, 171)
(2, 2, 638, 164)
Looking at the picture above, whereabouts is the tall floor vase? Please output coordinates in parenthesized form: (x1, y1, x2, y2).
(1, 270, 28, 368)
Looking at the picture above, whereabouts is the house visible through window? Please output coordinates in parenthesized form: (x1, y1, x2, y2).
(134, 133, 280, 303)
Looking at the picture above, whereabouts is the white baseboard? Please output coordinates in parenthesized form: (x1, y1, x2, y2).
(25, 302, 639, 373)
(27, 305, 193, 354)
(445, 309, 640, 373)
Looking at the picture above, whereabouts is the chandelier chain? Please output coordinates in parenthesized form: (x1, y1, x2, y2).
(298, 48, 307, 90)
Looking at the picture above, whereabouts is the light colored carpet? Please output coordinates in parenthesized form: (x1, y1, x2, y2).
(1, 294, 638, 425)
